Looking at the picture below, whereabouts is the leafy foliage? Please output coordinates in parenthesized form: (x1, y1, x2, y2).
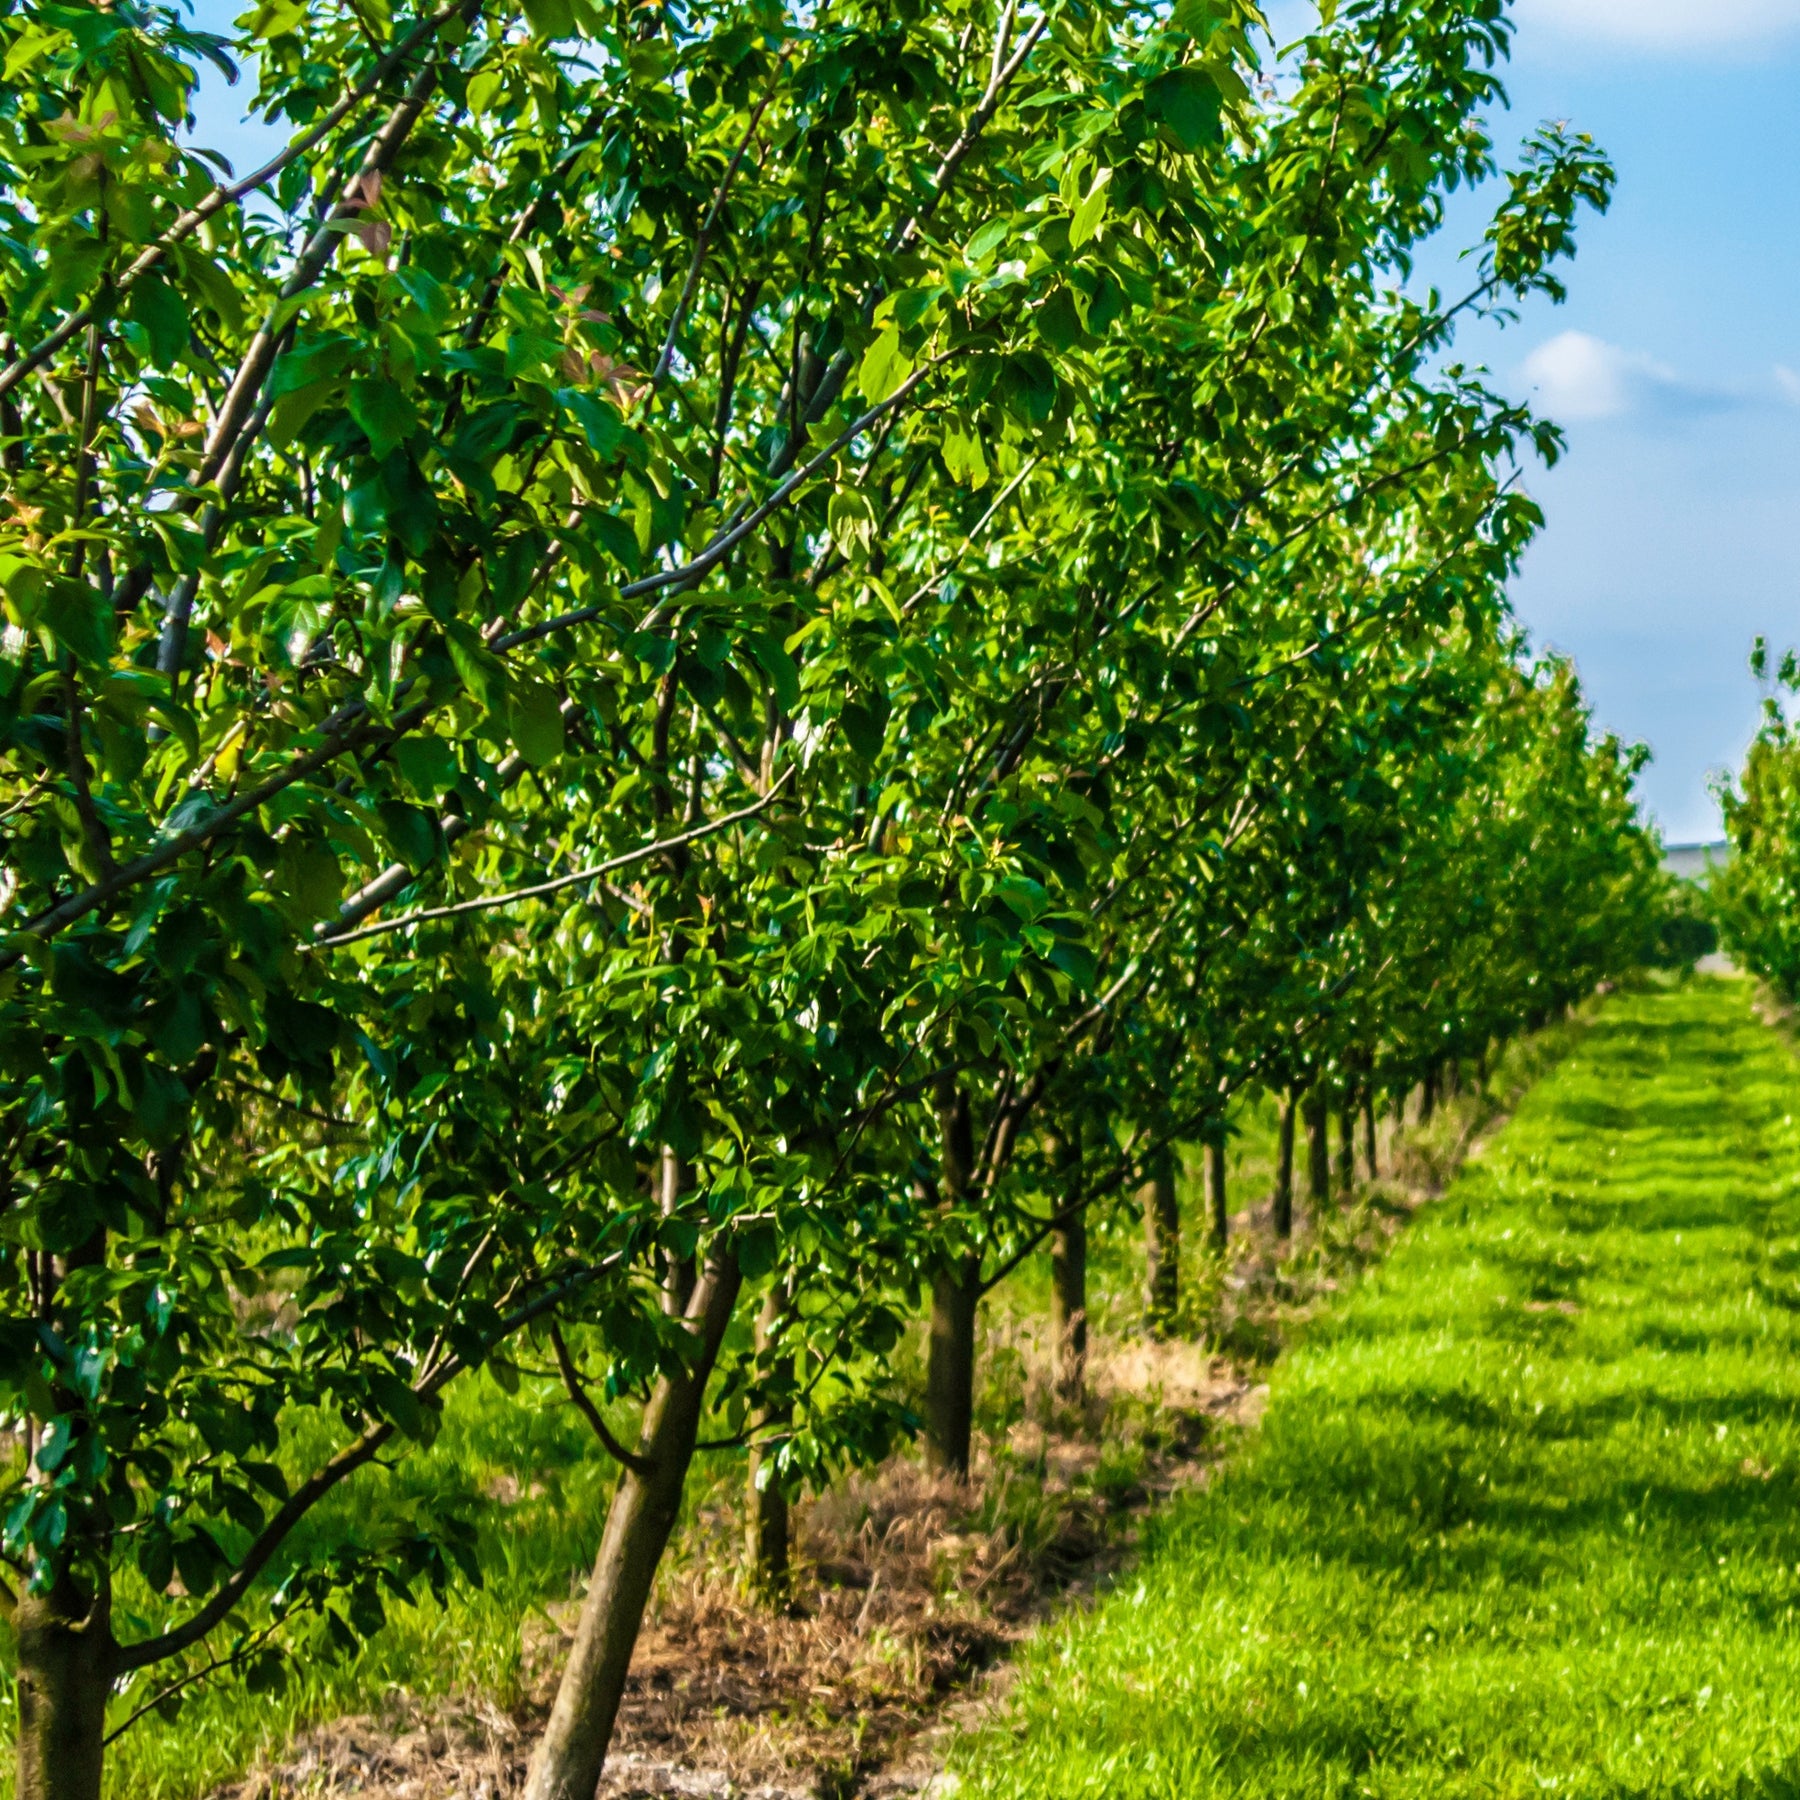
(0, 0, 1654, 1784)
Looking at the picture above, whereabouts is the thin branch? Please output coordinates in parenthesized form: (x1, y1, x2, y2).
(548, 1321, 657, 1475)
(159, 54, 449, 683)
(892, 10, 1046, 255)
(507, 360, 943, 650)
(0, 698, 400, 970)
(115, 1254, 626, 1674)
(0, 0, 469, 403)
(106, 1620, 282, 1745)
(1, 353, 939, 962)
(650, 80, 780, 388)
(313, 767, 793, 947)
(222, 1074, 353, 1130)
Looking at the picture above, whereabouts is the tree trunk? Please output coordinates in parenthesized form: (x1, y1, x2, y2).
(1206, 1136, 1228, 1247)
(745, 1284, 789, 1603)
(1141, 1144, 1180, 1335)
(1048, 1132, 1086, 1410)
(1419, 1065, 1437, 1124)
(925, 1261, 979, 1473)
(924, 1078, 979, 1475)
(523, 1250, 742, 1800)
(1335, 1101, 1355, 1195)
(1360, 1088, 1378, 1181)
(15, 1575, 116, 1800)
(657, 1146, 693, 1316)
(1273, 1093, 1296, 1239)
(1304, 1089, 1330, 1206)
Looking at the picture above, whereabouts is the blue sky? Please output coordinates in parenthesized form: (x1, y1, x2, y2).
(189, 0, 1794, 841)
(1411, 0, 1800, 842)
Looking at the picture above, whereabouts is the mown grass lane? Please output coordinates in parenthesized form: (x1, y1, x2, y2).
(955, 979, 1800, 1799)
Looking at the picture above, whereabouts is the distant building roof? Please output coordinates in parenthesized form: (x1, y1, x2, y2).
(1664, 841, 1730, 882)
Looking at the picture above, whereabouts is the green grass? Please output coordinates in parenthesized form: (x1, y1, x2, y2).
(954, 977, 1800, 1800)
(0, 1007, 1581, 1795)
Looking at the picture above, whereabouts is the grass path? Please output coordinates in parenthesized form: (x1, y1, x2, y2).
(955, 979, 1800, 1799)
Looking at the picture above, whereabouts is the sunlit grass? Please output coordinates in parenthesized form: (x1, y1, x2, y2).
(0, 1000, 1580, 1796)
(954, 977, 1800, 1799)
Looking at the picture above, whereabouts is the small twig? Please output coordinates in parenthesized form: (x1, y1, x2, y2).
(106, 1621, 282, 1745)
(549, 1320, 657, 1476)
(313, 767, 793, 947)
(0, 0, 469, 403)
(650, 79, 781, 388)
(222, 1074, 353, 1130)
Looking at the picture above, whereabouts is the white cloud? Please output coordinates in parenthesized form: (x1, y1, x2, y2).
(1515, 0, 1800, 49)
(1520, 331, 1694, 421)
(1775, 365, 1800, 406)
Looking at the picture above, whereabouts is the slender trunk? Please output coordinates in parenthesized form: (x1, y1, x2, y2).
(1048, 1132, 1086, 1409)
(15, 1575, 116, 1800)
(925, 1260, 980, 1473)
(523, 1250, 743, 1800)
(745, 1285, 790, 1602)
(1049, 1215, 1087, 1411)
(925, 1079, 979, 1475)
(657, 1147, 693, 1315)
(1273, 1092, 1296, 1239)
(1206, 1136, 1228, 1247)
(1335, 1101, 1355, 1196)
(1444, 1057, 1461, 1100)
(1141, 1144, 1180, 1335)
(1419, 1065, 1437, 1125)
(1360, 1089, 1378, 1181)
(1304, 1089, 1329, 1206)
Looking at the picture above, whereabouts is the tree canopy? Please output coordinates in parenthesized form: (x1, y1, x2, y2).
(0, 0, 1660, 1793)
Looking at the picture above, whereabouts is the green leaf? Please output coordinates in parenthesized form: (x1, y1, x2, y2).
(745, 631, 801, 714)
(276, 838, 342, 921)
(134, 1064, 190, 1149)
(1048, 940, 1099, 990)
(267, 381, 338, 450)
(1069, 167, 1111, 249)
(395, 734, 458, 800)
(840, 698, 886, 764)
(446, 622, 506, 711)
(136, 1529, 175, 1594)
(856, 327, 914, 405)
(348, 378, 417, 459)
(179, 252, 246, 332)
(127, 276, 189, 366)
(942, 425, 989, 489)
(1145, 67, 1223, 151)
(40, 579, 111, 665)
(365, 1370, 425, 1438)
(509, 678, 564, 768)
(247, 0, 308, 34)
(557, 388, 628, 457)
(504, 330, 562, 382)
(1035, 288, 1086, 354)
(377, 801, 438, 869)
(589, 509, 641, 572)
(521, 0, 575, 36)
(966, 217, 1012, 262)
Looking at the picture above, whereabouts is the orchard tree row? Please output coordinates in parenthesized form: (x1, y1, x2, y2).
(1709, 643, 1800, 993)
(0, 0, 1661, 1793)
